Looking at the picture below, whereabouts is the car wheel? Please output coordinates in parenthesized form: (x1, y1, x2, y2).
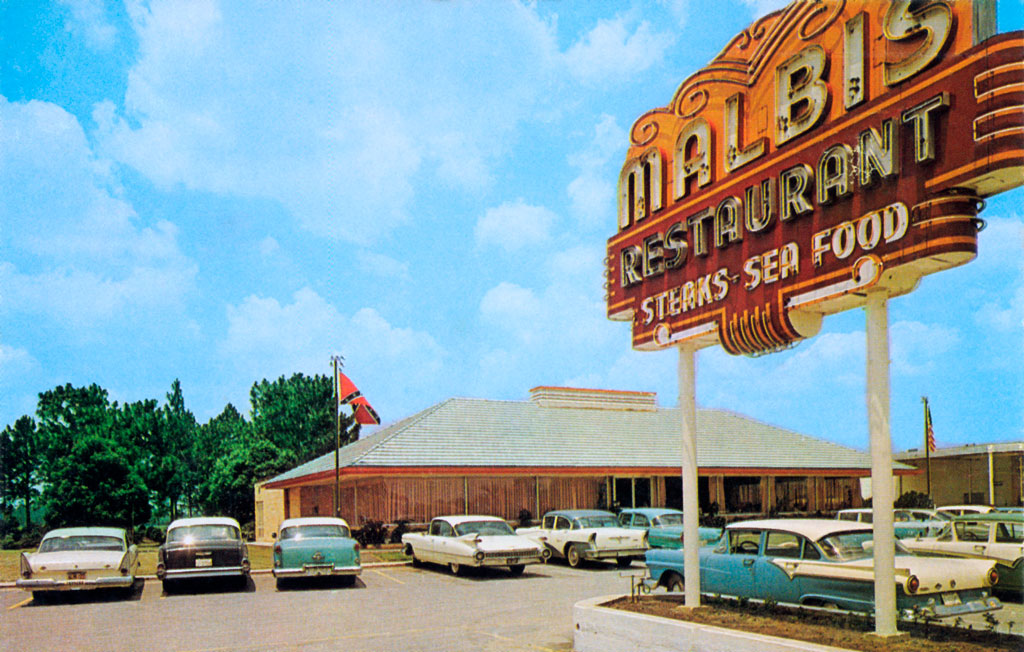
(616, 557, 633, 569)
(566, 544, 584, 568)
(665, 573, 684, 593)
(509, 564, 525, 576)
(449, 562, 462, 575)
(161, 580, 176, 594)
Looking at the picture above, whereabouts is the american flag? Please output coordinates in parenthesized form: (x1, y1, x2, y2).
(924, 399, 936, 453)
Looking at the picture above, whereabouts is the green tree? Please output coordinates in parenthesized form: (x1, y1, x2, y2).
(44, 434, 151, 529)
(249, 373, 357, 461)
(1, 416, 40, 529)
(204, 438, 296, 524)
(163, 379, 198, 516)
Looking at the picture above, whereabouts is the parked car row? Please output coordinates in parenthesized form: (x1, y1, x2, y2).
(17, 515, 362, 598)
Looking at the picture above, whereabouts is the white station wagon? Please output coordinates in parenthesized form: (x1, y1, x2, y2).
(402, 515, 549, 575)
(516, 509, 648, 568)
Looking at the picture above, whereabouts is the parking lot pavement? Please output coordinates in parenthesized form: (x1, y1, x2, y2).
(3, 563, 1020, 651)
(0, 562, 638, 652)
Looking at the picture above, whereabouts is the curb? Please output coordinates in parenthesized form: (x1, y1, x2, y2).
(573, 594, 858, 652)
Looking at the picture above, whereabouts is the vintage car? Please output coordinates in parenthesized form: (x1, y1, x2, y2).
(17, 527, 139, 597)
(937, 504, 994, 517)
(645, 519, 1003, 619)
(617, 508, 722, 549)
(836, 508, 950, 538)
(902, 513, 1024, 598)
(157, 516, 249, 590)
(272, 517, 361, 588)
(516, 509, 647, 568)
(402, 515, 548, 575)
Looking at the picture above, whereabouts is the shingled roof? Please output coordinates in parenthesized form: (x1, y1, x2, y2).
(266, 387, 903, 486)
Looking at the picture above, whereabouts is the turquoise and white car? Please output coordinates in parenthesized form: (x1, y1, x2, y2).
(17, 527, 139, 597)
(646, 519, 1003, 619)
(272, 517, 361, 588)
(617, 508, 722, 549)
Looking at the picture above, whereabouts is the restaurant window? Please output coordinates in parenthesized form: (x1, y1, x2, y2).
(823, 477, 854, 511)
(724, 477, 762, 513)
(775, 476, 808, 512)
(613, 477, 652, 509)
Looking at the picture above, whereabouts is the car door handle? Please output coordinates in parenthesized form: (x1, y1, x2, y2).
(743, 558, 755, 567)
(974, 545, 986, 552)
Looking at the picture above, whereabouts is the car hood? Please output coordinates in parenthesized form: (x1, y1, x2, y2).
(26, 550, 126, 571)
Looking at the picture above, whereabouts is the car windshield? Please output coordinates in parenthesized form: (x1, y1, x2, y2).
(454, 521, 514, 536)
(817, 531, 909, 561)
(39, 535, 125, 553)
(281, 525, 349, 540)
(654, 514, 683, 527)
(575, 516, 618, 528)
(168, 524, 240, 543)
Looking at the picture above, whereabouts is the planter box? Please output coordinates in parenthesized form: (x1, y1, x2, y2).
(574, 594, 857, 652)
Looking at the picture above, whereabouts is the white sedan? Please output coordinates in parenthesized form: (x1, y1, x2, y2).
(516, 509, 648, 568)
(17, 527, 139, 598)
(402, 515, 549, 575)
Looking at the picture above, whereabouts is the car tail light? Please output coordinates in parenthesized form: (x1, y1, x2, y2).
(475, 551, 485, 562)
(241, 558, 250, 573)
(906, 575, 920, 594)
(354, 542, 360, 551)
(988, 567, 999, 586)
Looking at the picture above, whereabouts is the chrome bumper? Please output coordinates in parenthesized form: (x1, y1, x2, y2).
(17, 576, 134, 591)
(583, 547, 647, 560)
(273, 564, 362, 578)
(160, 566, 248, 580)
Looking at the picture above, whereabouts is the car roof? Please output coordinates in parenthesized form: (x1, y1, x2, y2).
(619, 508, 682, 517)
(726, 518, 871, 539)
(545, 509, 615, 518)
(951, 512, 1024, 523)
(41, 527, 126, 539)
(837, 508, 869, 513)
(433, 515, 506, 526)
(279, 517, 350, 530)
(937, 504, 993, 512)
(167, 516, 241, 529)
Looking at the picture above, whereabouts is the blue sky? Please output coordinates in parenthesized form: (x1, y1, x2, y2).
(2, 0, 1022, 456)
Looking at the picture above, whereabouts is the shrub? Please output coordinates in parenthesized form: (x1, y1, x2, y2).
(517, 509, 532, 528)
(895, 490, 935, 509)
(240, 521, 255, 541)
(355, 520, 388, 547)
(145, 525, 166, 544)
(389, 519, 410, 544)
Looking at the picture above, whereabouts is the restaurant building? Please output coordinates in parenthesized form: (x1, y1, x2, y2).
(255, 387, 912, 541)
(896, 442, 1024, 508)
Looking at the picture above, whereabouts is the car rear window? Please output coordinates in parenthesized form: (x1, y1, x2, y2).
(39, 535, 125, 553)
(168, 524, 240, 542)
(281, 525, 349, 540)
(454, 521, 514, 536)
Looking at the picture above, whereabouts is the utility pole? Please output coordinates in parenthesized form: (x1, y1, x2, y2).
(331, 354, 344, 518)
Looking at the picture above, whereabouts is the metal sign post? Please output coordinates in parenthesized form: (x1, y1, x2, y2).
(678, 346, 701, 608)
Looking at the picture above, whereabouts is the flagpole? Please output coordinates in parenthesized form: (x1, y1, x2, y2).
(332, 355, 344, 518)
(922, 396, 931, 500)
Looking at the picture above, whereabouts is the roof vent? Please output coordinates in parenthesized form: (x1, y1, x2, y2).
(528, 386, 657, 411)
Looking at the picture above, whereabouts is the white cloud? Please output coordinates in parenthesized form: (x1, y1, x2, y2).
(220, 287, 445, 417)
(475, 200, 557, 253)
(258, 236, 280, 258)
(890, 320, 960, 376)
(95, 1, 562, 244)
(0, 343, 38, 385)
(60, 0, 118, 50)
(564, 16, 675, 83)
(567, 114, 626, 229)
(737, 0, 791, 19)
(0, 97, 196, 329)
(356, 251, 411, 282)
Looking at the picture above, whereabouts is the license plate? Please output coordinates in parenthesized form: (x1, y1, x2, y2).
(941, 592, 962, 606)
(67, 571, 86, 580)
(305, 565, 331, 575)
(195, 558, 213, 567)
(506, 558, 518, 565)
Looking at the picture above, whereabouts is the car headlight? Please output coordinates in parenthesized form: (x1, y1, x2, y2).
(475, 551, 485, 562)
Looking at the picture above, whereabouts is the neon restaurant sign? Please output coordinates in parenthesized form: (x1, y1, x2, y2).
(606, 0, 1023, 356)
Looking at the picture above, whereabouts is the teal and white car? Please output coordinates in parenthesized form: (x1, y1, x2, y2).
(17, 527, 139, 597)
(272, 517, 361, 588)
(617, 508, 722, 549)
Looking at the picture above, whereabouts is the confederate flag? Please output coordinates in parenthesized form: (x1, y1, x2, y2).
(336, 370, 381, 426)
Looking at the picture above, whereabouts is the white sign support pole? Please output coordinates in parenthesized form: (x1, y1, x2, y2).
(865, 292, 897, 636)
(678, 345, 701, 608)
